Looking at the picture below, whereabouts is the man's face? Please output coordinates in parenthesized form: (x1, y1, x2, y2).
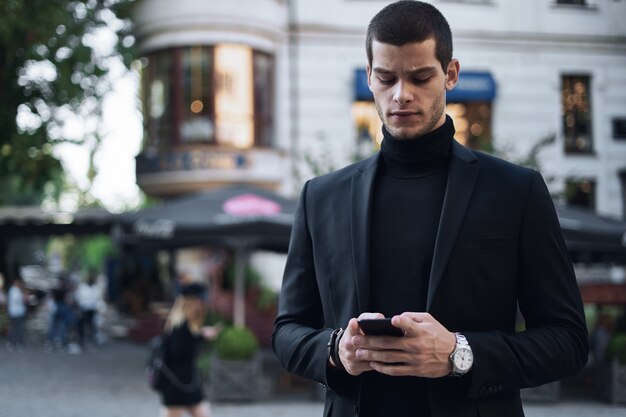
(367, 39, 459, 139)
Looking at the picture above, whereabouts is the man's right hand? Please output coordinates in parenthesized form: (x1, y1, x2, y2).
(335, 312, 385, 375)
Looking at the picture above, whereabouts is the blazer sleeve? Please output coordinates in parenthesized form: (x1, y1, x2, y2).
(463, 170, 589, 398)
(271, 182, 334, 387)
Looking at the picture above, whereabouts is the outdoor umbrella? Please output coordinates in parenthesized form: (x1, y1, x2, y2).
(555, 202, 626, 263)
(114, 184, 297, 326)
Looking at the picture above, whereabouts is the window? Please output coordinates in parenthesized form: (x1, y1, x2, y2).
(613, 118, 626, 140)
(617, 168, 626, 216)
(446, 102, 492, 151)
(556, 0, 587, 5)
(142, 45, 275, 151)
(565, 178, 596, 210)
(562, 75, 593, 154)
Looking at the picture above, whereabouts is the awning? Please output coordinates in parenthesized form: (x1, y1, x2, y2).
(556, 202, 626, 263)
(446, 71, 497, 102)
(114, 184, 296, 253)
(0, 207, 113, 238)
(353, 69, 497, 102)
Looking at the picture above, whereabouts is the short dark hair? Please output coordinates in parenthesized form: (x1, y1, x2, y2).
(366, 1, 453, 71)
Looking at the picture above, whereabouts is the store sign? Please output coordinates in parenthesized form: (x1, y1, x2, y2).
(447, 72, 497, 102)
(136, 150, 248, 174)
(223, 194, 281, 216)
(133, 219, 175, 239)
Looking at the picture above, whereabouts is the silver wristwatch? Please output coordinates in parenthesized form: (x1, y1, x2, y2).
(449, 333, 473, 377)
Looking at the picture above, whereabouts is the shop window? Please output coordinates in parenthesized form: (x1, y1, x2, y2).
(565, 178, 596, 210)
(562, 75, 593, 154)
(181, 47, 214, 144)
(352, 101, 382, 158)
(144, 51, 173, 152)
(253, 51, 275, 148)
(447, 102, 492, 151)
(142, 45, 275, 151)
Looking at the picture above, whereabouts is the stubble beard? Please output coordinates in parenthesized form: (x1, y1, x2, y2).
(377, 92, 446, 140)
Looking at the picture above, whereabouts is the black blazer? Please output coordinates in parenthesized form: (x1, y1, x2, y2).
(272, 141, 588, 417)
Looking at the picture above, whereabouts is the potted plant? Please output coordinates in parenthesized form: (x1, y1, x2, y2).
(209, 325, 260, 401)
(601, 332, 626, 404)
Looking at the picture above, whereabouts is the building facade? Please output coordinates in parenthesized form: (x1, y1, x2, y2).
(133, 0, 626, 218)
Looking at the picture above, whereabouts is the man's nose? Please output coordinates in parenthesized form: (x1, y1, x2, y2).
(393, 81, 414, 104)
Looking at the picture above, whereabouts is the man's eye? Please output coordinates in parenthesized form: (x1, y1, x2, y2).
(412, 77, 430, 84)
(378, 77, 395, 85)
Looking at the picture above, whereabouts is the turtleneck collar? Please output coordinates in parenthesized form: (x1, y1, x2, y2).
(380, 114, 455, 178)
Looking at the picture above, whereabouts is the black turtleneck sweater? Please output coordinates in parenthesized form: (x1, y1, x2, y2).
(361, 116, 454, 417)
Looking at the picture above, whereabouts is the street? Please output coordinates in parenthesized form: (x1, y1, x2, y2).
(0, 339, 624, 417)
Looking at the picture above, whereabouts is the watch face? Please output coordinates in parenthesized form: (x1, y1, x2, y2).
(453, 348, 473, 372)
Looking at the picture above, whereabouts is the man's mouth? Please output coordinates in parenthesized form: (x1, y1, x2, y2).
(390, 111, 420, 118)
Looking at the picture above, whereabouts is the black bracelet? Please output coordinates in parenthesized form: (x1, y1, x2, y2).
(328, 328, 346, 372)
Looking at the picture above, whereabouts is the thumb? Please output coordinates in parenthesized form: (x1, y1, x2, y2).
(346, 318, 361, 336)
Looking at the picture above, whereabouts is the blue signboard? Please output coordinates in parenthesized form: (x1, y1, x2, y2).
(354, 69, 496, 102)
(354, 68, 373, 101)
(446, 71, 497, 102)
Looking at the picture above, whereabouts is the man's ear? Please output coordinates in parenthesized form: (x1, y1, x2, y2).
(366, 64, 372, 91)
(445, 58, 460, 91)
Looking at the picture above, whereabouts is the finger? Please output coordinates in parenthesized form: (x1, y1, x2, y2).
(369, 361, 416, 377)
(356, 347, 409, 364)
(399, 312, 432, 323)
(390, 315, 420, 337)
(352, 334, 407, 350)
(357, 312, 385, 320)
(346, 318, 361, 336)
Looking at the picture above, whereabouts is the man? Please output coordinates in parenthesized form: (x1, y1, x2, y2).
(272, 1, 589, 416)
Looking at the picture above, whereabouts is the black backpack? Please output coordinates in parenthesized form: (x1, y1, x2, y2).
(146, 336, 166, 391)
(145, 335, 201, 392)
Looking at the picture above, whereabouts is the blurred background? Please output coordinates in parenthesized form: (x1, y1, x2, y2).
(1, 0, 626, 413)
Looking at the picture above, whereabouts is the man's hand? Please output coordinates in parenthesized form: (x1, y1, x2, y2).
(333, 312, 385, 375)
(350, 312, 456, 378)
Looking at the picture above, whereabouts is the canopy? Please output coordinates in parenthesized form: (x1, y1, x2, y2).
(115, 184, 297, 252)
(0, 206, 113, 239)
(556, 203, 626, 263)
(114, 185, 298, 327)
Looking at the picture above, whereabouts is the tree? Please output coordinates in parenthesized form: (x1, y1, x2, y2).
(0, 0, 135, 206)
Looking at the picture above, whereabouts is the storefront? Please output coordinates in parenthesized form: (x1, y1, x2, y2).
(351, 68, 496, 153)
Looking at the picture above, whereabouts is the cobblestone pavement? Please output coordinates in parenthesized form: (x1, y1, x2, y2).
(0, 339, 624, 417)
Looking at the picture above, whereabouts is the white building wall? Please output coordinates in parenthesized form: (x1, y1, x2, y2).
(289, 0, 626, 217)
(133, 0, 626, 217)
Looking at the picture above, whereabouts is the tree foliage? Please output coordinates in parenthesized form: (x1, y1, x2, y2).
(0, 0, 135, 205)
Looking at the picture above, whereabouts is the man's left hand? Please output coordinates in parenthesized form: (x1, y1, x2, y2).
(350, 312, 456, 378)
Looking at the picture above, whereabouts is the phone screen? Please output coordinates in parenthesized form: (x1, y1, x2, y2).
(357, 318, 404, 337)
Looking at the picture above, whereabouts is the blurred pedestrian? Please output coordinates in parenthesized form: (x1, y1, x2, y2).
(76, 271, 102, 349)
(47, 277, 72, 350)
(7, 276, 28, 351)
(0, 273, 7, 337)
(159, 282, 219, 417)
(590, 312, 613, 366)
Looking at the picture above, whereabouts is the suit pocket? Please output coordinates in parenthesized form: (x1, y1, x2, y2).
(456, 236, 513, 250)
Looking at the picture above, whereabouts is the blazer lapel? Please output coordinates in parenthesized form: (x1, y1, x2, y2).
(427, 141, 479, 310)
(350, 155, 379, 313)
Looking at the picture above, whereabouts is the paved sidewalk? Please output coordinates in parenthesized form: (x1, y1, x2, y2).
(0, 339, 623, 417)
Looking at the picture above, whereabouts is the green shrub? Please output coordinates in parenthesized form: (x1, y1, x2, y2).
(215, 326, 259, 360)
(607, 333, 626, 365)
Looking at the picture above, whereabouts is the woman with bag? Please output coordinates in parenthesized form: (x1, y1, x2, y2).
(159, 282, 219, 417)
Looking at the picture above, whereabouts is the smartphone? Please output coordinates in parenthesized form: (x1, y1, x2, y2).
(357, 318, 404, 337)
